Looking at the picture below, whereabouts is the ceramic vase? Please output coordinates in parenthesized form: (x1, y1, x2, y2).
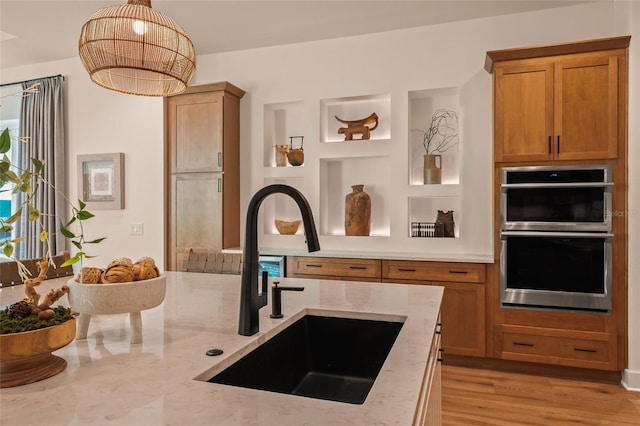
(423, 154, 442, 184)
(345, 184, 371, 236)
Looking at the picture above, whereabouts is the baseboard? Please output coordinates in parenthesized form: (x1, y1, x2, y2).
(622, 369, 640, 391)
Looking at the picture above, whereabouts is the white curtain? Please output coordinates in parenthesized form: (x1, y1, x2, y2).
(15, 75, 66, 259)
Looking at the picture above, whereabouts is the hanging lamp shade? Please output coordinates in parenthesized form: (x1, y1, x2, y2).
(78, 0, 196, 96)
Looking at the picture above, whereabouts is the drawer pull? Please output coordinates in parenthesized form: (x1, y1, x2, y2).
(574, 347, 597, 353)
(398, 268, 416, 272)
(513, 341, 534, 347)
(448, 270, 468, 274)
(349, 266, 367, 270)
(305, 264, 323, 268)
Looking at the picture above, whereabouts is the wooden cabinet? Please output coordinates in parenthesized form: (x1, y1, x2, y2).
(382, 260, 485, 357)
(164, 82, 245, 270)
(488, 37, 629, 163)
(287, 256, 381, 282)
(414, 320, 442, 426)
(486, 36, 630, 372)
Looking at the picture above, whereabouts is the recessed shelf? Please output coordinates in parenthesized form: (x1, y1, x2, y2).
(321, 94, 391, 143)
(408, 87, 461, 186)
(319, 156, 390, 237)
(408, 196, 461, 238)
(263, 101, 305, 167)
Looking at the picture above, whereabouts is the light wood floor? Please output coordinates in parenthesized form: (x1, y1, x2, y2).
(441, 357, 640, 425)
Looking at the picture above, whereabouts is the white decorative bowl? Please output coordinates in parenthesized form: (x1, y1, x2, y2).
(67, 274, 166, 344)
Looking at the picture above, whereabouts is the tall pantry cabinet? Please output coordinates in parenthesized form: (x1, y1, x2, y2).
(164, 82, 245, 270)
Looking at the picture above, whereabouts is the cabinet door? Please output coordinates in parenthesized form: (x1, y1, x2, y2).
(170, 173, 223, 270)
(437, 281, 485, 357)
(168, 91, 224, 173)
(554, 53, 619, 160)
(494, 62, 553, 162)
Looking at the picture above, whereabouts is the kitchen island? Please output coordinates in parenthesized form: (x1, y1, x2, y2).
(0, 271, 443, 425)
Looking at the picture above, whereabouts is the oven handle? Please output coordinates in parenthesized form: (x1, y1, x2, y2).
(501, 182, 614, 189)
(501, 231, 614, 239)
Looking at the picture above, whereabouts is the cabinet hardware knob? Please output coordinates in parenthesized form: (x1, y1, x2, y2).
(448, 270, 468, 274)
(305, 264, 322, 268)
(217, 178, 222, 193)
(398, 268, 416, 272)
(437, 358, 444, 362)
(218, 152, 222, 167)
(513, 341, 534, 347)
(548, 136, 552, 154)
(557, 135, 560, 153)
(349, 266, 367, 270)
(574, 347, 597, 353)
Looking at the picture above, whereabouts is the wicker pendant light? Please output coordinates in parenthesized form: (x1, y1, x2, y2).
(78, 0, 196, 97)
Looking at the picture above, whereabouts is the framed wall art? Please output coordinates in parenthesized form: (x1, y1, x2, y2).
(77, 153, 124, 210)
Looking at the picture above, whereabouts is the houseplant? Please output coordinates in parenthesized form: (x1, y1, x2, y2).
(0, 83, 104, 387)
(410, 109, 459, 184)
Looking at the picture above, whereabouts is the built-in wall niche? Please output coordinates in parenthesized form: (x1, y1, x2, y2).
(320, 94, 391, 143)
(408, 196, 461, 238)
(319, 156, 390, 236)
(263, 101, 305, 167)
(408, 87, 461, 186)
(261, 177, 306, 236)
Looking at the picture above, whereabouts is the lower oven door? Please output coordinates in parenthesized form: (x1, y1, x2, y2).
(500, 231, 613, 312)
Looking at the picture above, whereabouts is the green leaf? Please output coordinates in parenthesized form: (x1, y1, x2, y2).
(0, 225, 12, 233)
(39, 230, 48, 242)
(31, 157, 45, 173)
(86, 237, 107, 244)
(11, 237, 24, 243)
(76, 210, 95, 220)
(0, 128, 10, 154)
(71, 240, 82, 250)
(5, 207, 23, 224)
(59, 223, 76, 238)
(78, 199, 86, 210)
(28, 204, 40, 221)
(61, 253, 82, 267)
(3, 244, 13, 257)
(65, 216, 77, 227)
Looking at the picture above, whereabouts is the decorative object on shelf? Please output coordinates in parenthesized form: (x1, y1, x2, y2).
(345, 185, 371, 236)
(435, 210, 455, 238)
(335, 112, 379, 140)
(275, 145, 289, 167)
(274, 219, 302, 235)
(423, 154, 442, 185)
(411, 222, 437, 238)
(286, 136, 304, 166)
(78, 0, 196, 97)
(410, 109, 459, 184)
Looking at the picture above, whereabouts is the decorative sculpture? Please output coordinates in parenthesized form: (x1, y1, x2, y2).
(335, 112, 379, 140)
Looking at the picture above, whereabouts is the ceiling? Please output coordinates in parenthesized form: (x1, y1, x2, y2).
(0, 0, 599, 71)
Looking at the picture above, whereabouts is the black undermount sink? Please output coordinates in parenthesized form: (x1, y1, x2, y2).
(205, 314, 404, 404)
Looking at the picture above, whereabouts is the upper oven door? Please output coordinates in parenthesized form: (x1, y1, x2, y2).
(500, 165, 613, 232)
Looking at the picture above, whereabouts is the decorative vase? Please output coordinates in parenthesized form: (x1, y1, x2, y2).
(435, 210, 455, 238)
(345, 184, 371, 236)
(275, 145, 289, 167)
(287, 136, 304, 166)
(423, 154, 442, 185)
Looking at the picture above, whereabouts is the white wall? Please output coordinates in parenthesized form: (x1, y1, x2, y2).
(2, 1, 637, 383)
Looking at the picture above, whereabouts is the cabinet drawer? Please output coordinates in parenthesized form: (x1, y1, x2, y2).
(497, 326, 617, 370)
(383, 260, 485, 283)
(288, 257, 381, 279)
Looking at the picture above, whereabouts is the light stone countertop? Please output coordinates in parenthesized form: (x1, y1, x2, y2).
(0, 271, 443, 426)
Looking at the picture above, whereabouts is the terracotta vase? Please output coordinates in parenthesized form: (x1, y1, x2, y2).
(423, 154, 442, 184)
(345, 184, 371, 236)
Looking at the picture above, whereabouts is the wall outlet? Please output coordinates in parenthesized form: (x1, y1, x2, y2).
(130, 223, 143, 236)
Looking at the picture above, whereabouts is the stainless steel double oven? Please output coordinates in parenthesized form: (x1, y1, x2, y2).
(500, 165, 613, 312)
